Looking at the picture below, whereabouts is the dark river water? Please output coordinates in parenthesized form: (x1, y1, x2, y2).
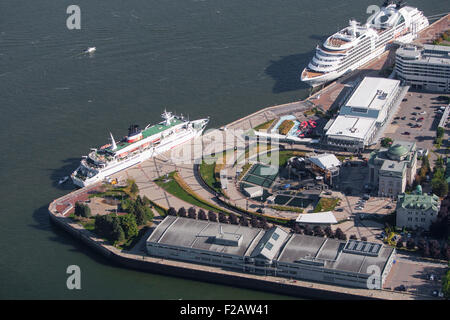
(0, 0, 446, 299)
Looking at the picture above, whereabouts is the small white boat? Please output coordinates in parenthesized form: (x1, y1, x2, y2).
(85, 47, 96, 54)
(58, 176, 69, 185)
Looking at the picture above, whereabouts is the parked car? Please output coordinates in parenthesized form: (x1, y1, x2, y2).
(412, 112, 418, 116)
(401, 116, 406, 120)
(402, 98, 408, 102)
(335, 208, 344, 212)
(394, 116, 400, 120)
(402, 131, 410, 135)
(396, 285, 406, 292)
(420, 111, 426, 115)
(392, 120, 398, 124)
(414, 106, 421, 110)
(418, 117, 424, 121)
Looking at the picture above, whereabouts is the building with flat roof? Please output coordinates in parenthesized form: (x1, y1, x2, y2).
(146, 216, 395, 289)
(396, 44, 450, 92)
(368, 140, 417, 197)
(324, 77, 407, 151)
(396, 191, 441, 231)
(295, 211, 337, 227)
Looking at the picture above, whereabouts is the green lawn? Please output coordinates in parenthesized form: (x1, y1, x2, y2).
(253, 119, 275, 131)
(199, 161, 221, 194)
(155, 172, 228, 213)
(313, 198, 340, 213)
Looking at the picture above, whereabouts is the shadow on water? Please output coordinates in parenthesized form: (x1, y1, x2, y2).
(31, 204, 115, 267)
(265, 50, 315, 94)
(48, 157, 80, 192)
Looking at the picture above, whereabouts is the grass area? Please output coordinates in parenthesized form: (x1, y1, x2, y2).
(278, 120, 294, 135)
(313, 197, 340, 213)
(253, 119, 276, 131)
(68, 213, 95, 231)
(268, 205, 303, 213)
(276, 150, 307, 167)
(155, 171, 229, 214)
(199, 161, 221, 193)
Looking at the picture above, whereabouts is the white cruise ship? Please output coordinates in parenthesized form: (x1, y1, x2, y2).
(71, 111, 209, 187)
(301, 1, 429, 87)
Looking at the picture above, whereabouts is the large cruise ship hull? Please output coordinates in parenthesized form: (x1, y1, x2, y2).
(71, 127, 205, 188)
(302, 46, 387, 87)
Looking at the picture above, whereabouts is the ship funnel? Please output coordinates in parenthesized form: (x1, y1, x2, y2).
(110, 132, 117, 150)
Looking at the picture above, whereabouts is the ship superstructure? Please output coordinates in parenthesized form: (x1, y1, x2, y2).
(71, 111, 209, 187)
(301, 1, 429, 87)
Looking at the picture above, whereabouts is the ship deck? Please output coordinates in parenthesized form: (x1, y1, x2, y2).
(302, 69, 324, 79)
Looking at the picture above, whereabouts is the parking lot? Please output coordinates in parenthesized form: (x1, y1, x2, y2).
(382, 90, 448, 165)
(384, 258, 447, 297)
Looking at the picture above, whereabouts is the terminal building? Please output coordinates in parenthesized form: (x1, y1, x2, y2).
(395, 44, 450, 92)
(368, 140, 418, 197)
(324, 77, 408, 151)
(147, 216, 396, 289)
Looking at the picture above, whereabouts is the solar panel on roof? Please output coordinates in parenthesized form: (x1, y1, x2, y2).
(356, 242, 364, 251)
(363, 244, 371, 252)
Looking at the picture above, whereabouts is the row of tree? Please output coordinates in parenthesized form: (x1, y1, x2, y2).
(393, 236, 450, 260)
(292, 224, 350, 241)
(74, 202, 91, 218)
(167, 206, 271, 229)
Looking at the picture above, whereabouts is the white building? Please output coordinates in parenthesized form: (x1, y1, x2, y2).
(325, 77, 407, 151)
(147, 216, 396, 289)
(396, 44, 450, 92)
(295, 211, 338, 227)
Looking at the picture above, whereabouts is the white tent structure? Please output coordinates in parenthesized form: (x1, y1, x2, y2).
(295, 211, 338, 226)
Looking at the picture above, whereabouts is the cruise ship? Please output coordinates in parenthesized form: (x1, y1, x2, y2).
(71, 111, 209, 187)
(301, 0, 429, 87)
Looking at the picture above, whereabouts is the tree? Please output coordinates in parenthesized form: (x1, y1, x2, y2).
(74, 202, 91, 218)
(168, 207, 177, 216)
(303, 225, 314, 236)
(437, 127, 444, 139)
(432, 179, 448, 197)
(361, 236, 367, 242)
(111, 218, 125, 243)
(259, 217, 269, 229)
(198, 209, 207, 220)
(119, 214, 138, 239)
(442, 269, 450, 299)
(350, 235, 357, 240)
(381, 137, 393, 148)
(250, 216, 259, 228)
(335, 228, 346, 240)
(429, 240, 441, 259)
(324, 226, 334, 238)
(187, 207, 197, 219)
(218, 212, 228, 224)
(134, 203, 152, 225)
(208, 211, 217, 222)
(94, 214, 114, 239)
(229, 214, 239, 225)
(406, 238, 415, 250)
(396, 239, 404, 249)
(417, 238, 427, 253)
(313, 226, 325, 237)
(293, 224, 303, 234)
(239, 215, 249, 227)
(130, 180, 139, 196)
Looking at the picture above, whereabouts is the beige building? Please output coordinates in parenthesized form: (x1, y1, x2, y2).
(368, 141, 417, 197)
(396, 192, 441, 231)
